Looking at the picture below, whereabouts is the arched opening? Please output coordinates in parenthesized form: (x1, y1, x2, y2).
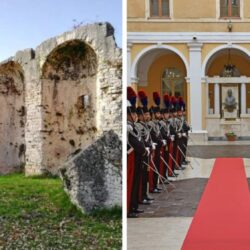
(205, 48, 250, 77)
(205, 48, 250, 115)
(41, 40, 98, 173)
(204, 47, 250, 138)
(0, 61, 25, 174)
(135, 48, 188, 108)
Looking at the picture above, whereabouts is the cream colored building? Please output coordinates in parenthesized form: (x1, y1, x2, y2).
(128, 0, 250, 141)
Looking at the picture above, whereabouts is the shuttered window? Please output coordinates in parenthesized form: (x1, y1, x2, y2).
(150, 0, 170, 18)
(220, 0, 240, 18)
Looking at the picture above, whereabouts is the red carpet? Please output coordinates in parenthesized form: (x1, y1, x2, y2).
(182, 158, 250, 250)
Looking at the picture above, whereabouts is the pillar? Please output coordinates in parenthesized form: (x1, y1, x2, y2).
(205, 78, 210, 115)
(127, 43, 132, 85)
(188, 42, 203, 131)
(214, 83, 220, 115)
(241, 82, 246, 115)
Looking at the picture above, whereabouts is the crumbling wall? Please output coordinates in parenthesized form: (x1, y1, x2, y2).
(14, 49, 44, 175)
(0, 62, 25, 174)
(0, 22, 122, 176)
(40, 40, 98, 173)
(34, 22, 122, 175)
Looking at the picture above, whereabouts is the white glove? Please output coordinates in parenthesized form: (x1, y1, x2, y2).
(171, 135, 175, 141)
(178, 133, 182, 138)
(162, 139, 167, 146)
(146, 147, 150, 156)
(182, 132, 187, 137)
(152, 143, 157, 150)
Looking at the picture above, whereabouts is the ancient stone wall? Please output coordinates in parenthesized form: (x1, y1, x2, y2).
(0, 62, 26, 174)
(0, 23, 122, 175)
(40, 40, 98, 173)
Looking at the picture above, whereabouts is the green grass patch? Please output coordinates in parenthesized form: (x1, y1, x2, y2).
(0, 174, 122, 249)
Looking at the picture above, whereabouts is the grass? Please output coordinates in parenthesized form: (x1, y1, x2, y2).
(0, 174, 122, 249)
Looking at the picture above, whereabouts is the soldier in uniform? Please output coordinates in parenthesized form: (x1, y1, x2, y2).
(161, 94, 173, 180)
(175, 100, 186, 168)
(178, 97, 190, 165)
(127, 87, 149, 218)
(159, 97, 171, 182)
(169, 96, 184, 174)
(136, 90, 154, 204)
(148, 92, 164, 193)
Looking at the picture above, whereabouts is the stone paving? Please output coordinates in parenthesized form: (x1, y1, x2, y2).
(188, 145, 250, 159)
(139, 178, 208, 218)
(128, 144, 250, 250)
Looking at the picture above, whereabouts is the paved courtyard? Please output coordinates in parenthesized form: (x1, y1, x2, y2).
(128, 143, 250, 250)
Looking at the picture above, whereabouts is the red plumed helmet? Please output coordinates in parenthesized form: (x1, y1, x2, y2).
(153, 92, 161, 106)
(138, 90, 147, 99)
(138, 90, 148, 107)
(127, 87, 137, 106)
(171, 96, 177, 104)
(178, 96, 183, 103)
(164, 94, 170, 108)
(164, 94, 169, 102)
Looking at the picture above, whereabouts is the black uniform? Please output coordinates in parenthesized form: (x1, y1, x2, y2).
(136, 121, 152, 201)
(181, 116, 190, 163)
(175, 117, 184, 166)
(159, 119, 170, 179)
(127, 121, 147, 213)
(147, 119, 163, 191)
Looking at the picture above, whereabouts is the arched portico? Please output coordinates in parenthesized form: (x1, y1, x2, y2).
(130, 44, 189, 83)
(129, 44, 189, 120)
(203, 45, 250, 138)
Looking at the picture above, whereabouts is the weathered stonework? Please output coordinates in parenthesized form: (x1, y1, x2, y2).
(59, 130, 122, 212)
(0, 23, 122, 175)
(0, 62, 26, 174)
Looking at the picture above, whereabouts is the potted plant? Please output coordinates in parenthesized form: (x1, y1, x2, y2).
(225, 131, 237, 141)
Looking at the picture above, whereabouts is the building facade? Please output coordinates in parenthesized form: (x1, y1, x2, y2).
(128, 0, 250, 141)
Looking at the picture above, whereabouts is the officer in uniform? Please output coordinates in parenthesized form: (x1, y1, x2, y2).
(161, 94, 172, 180)
(148, 92, 164, 193)
(168, 96, 183, 174)
(175, 101, 186, 168)
(159, 105, 171, 182)
(136, 91, 155, 204)
(127, 87, 149, 218)
(178, 97, 190, 165)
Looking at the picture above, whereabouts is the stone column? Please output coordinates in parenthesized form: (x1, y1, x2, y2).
(127, 43, 132, 85)
(214, 82, 220, 115)
(188, 42, 203, 131)
(241, 82, 246, 115)
(185, 77, 191, 124)
(204, 77, 210, 115)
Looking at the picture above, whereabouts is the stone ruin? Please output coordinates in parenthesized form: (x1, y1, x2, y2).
(0, 23, 122, 177)
(60, 130, 122, 212)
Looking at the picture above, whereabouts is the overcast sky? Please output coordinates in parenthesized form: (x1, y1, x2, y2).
(0, 0, 122, 61)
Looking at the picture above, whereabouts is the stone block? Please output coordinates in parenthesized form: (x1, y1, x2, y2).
(59, 130, 122, 213)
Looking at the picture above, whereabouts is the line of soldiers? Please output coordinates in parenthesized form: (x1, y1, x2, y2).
(127, 87, 191, 218)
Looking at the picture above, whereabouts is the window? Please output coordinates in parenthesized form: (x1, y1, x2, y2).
(150, 0, 170, 18)
(220, 0, 240, 18)
(162, 68, 184, 97)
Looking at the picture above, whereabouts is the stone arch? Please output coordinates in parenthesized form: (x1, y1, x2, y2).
(40, 39, 98, 173)
(202, 44, 250, 77)
(131, 44, 190, 82)
(0, 61, 25, 174)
